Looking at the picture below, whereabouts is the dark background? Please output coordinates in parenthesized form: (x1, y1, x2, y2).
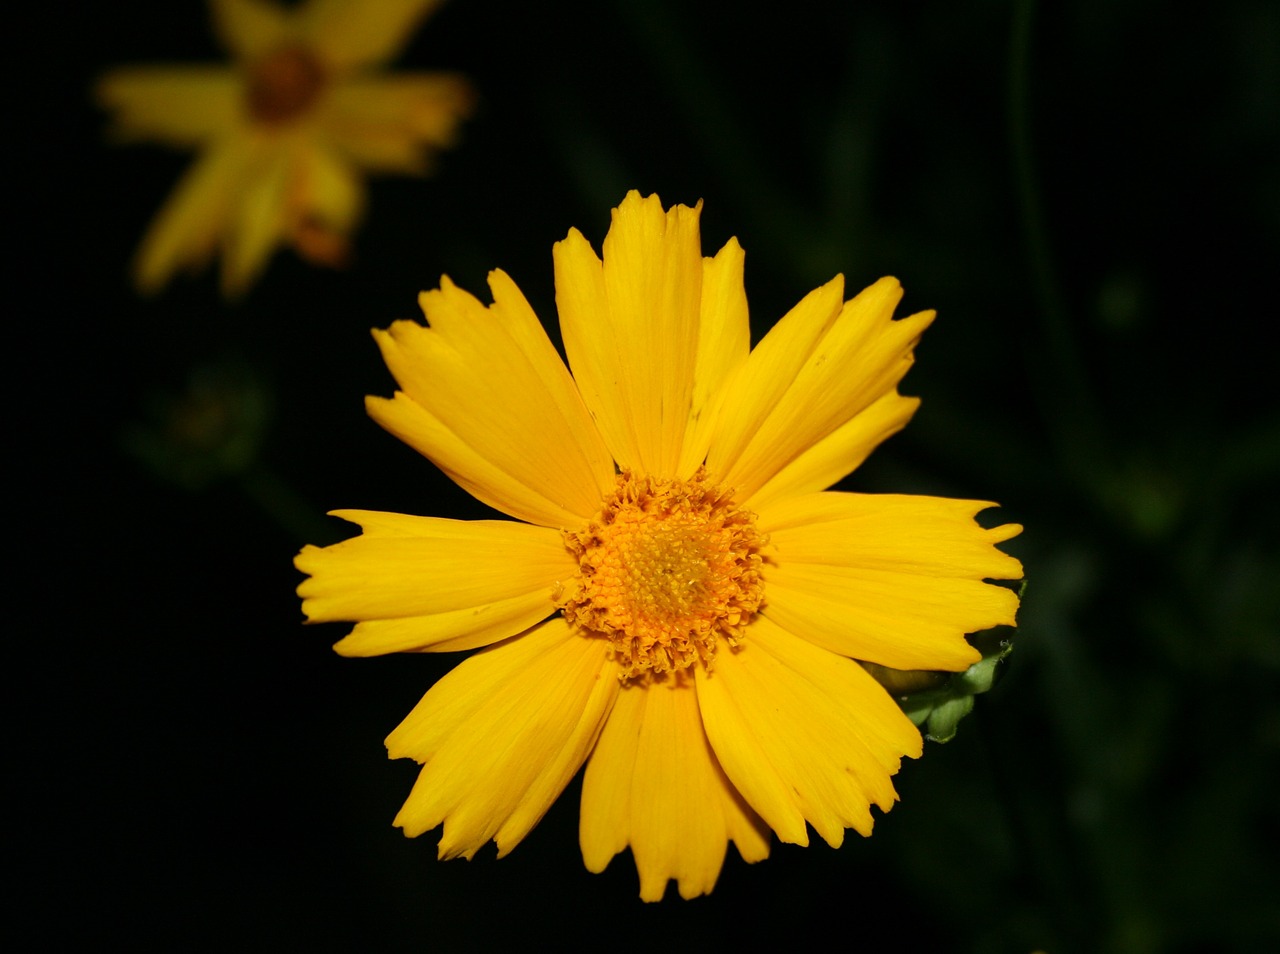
(23, 0, 1277, 950)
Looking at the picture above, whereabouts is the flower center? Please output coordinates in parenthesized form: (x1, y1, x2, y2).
(560, 469, 765, 682)
(246, 46, 327, 125)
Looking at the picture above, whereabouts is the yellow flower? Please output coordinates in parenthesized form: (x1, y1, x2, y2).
(295, 192, 1024, 901)
(97, 0, 472, 297)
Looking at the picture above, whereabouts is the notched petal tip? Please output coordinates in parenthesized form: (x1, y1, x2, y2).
(553, 225, 592, 251)
(612, 189, 704, 226)
(708, 233, 744, 263)
(986, 519, 1025, 545)
(971, 505, 1026, 584)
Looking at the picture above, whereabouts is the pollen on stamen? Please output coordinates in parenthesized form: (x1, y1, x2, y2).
(559, 468, 766, 682)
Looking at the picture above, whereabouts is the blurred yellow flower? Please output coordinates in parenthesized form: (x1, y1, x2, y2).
(295, 192, 1024, 900)
(98, 0, 472, 297)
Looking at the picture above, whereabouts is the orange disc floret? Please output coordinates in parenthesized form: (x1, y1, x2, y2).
(561, 468, 766, 681)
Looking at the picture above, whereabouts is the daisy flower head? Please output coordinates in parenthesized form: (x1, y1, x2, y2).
(97, 0, 473, 297)
(295, 191, 1024, 901)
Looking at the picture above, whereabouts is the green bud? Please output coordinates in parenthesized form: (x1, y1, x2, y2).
(864, 617, 1019, 744)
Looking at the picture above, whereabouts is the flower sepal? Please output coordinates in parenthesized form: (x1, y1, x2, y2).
(867, 625, 1017, 743)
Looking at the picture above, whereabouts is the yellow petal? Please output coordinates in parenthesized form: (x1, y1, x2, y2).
(210, 0, 292, 61)
(387, 619, 620, 859)
(302, 0, 445, 71)
(284, 144, 363, 268)
(368, 271, 615, 526)
(315, 128, 422, 175)
(132, 134, 253, 295)
(557, 191, 704, 475)
(705, 275, 845, 491)
(697, 616, 922, 848)
(675, 237, 752, 477)
(294, 144, 364, 235)
(580, 681, 769, 901)
(551, 229, 628, 458)
(221, 137, 291, 296)
(332, 601, 554, 656)
(96, 68, 240, 146)
(758, 492, 1023, 671)
(712, 277, 933, 503)
(746, 390, 919, 511)
(367, 395, 570, 529)
(322, 74, 474, 173)
(295, 510, 572, 654)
